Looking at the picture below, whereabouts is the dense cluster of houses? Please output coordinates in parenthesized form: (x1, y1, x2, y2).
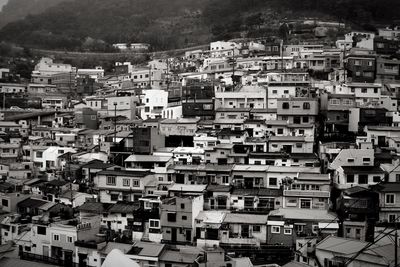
(0, 25, 400, 267)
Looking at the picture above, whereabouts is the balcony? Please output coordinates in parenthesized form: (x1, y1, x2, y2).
(220, 234, 260, 246)
(284, 190, 330, 198)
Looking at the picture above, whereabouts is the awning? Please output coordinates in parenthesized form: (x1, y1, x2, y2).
(318, 222, 339, 229)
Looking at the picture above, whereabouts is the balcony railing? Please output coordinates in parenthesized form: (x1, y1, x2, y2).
(283, 190, 330, 198)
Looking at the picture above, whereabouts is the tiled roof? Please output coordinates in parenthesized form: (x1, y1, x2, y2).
(108, 202, 139, 213)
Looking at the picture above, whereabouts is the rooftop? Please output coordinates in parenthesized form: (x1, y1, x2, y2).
(341, 166, 385, 174)
(125, 154, 172, 163)
(223, 213, 269, 224)
(97, 169, 151, 177)
(270, 208, 337, 221)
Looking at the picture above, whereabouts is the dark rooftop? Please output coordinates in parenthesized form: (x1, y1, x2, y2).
(108, 202, 139, 213)
(342, 166, 385, 175)
(17, 198, 48, 209)
(97, 169, 151, 177)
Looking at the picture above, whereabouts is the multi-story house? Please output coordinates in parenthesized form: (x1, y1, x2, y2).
(106, 95, 138, 120)
(377, 182, 400, 223)
(18, 215, 101, 266)
(219, 213, 269, 248)
(204, 185, 231, 210)
(230, 188, 282, 212)
(248, 151, 319, 167)
(269, 208, 338, 238)
(215, 108, 252, 120)
(345, 48, 376, 83)
(320, 92, 356, 136)
(101, 202, 137, 233)
(315, 236, 398, 267)
(376, 56, 400, 82)
(283, 173, 330, 210)
(335, 166, 385, 190)
(181, 79, 215, 120)
(232, 165, 268, 189)
(172, 164, 233, 185)
(204, 143, 235, 165)
(94, 169, 154, 203)
(160, 195, 204, 244)
(118, 126, 165, 155)
(276, 97, 319, 125)
(195, 210, 227, 248)
(268, 136, 314, 154)
(0, 143, 20, 164)
(259, 72, 309, 109)
(215, 85, 267, 109)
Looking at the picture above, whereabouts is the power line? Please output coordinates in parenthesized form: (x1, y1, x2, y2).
(344, 215, 400, 266)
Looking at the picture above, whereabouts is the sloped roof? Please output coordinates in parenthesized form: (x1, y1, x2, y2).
(159, 249, 200, 264)
(108, 202, 139, 213)
(17, 198, 48, 209)
(269, 208, 337, 221)
(223, 213, 268, 224)
(127, 241, 165, 257)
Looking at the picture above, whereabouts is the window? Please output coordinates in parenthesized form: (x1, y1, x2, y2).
(132, 180, 139, 187)
(253, 225, 261, 232)
(373, 176, 381, 183)
(167, 213, 176, 222)
(122, 179, 130, 187)
(396, 174, 400, 182)
(282, 102, 289, 109)
(302, 116, 309, 123)
(358, 175, 368, 184)
(277, 128, 283, 134)
(181, 203, 185, 209)
(300, 199, 311, 209)
(363, 157, 370, 162)
(149, 219, 160, 229)
(284, 228, 292, 235)
(296, 143, 303, 148)
(347, 158, 354, 163)
(303, 102, 310, 109)
(106, 176, 116, 185)
(386, 194, 395, 204)
(37, 226, 46, 235)
(36, 151, 43, 158)
(182, 215, 187, 220)
(269, 177, 278, 187)
(1, 199, 8, 207)
(388, 214, 397, 222)
(67, 236, 73, 243)
(53, 234, 60, 241)
(271, 226, 280, 234)
(111, 194, 119, 201)
(347, 175, 354, 183)
(222, 176, 229, 184)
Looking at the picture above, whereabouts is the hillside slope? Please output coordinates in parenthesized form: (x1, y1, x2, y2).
(0, 0, 399, 51)
(0, 0, 72, 28)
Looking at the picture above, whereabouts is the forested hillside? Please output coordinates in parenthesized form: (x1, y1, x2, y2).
(0, 0, 71, 28)
(0, 0, 399, 51)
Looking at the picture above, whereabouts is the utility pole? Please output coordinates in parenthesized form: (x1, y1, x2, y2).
(394, 227, 399, 267)
(113, 102, 117, 143)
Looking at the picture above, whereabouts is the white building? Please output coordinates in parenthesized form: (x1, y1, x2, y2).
(140, 89, 169, 119)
